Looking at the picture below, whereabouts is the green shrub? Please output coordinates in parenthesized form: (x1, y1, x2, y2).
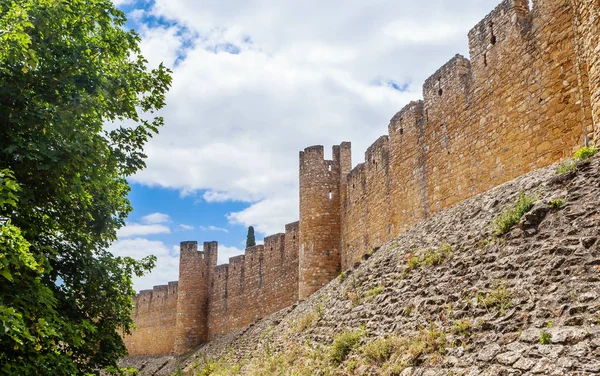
(315, 302, 325, 318)
(492, 192, 535, 236)
(539, 330, 552, 345)
(329, 326, 366, 366)
(383, 360, 409, 376)
(339, 271, 347, 281)
(573, 145, 598, 160)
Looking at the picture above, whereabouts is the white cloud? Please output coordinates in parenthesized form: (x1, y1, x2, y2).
(109, 238, 180, 291)
(227, 195, 296, 235)
(117, 223, 171, 238)
(126, 0, 500, 237)
(383, 20, 464, 44)
(217, 245, 245, 265)
(112, 0, 132, 6)
(179, 224, 194, 231)
(141, 212, 171, 224)
(199, 225, 229, 233)
(202, 190, 235, 203)
(107, 239, 257, 290)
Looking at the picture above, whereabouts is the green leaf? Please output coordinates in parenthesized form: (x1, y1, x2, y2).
(0, 269, 13, 282)
(0, 0, 170, 372)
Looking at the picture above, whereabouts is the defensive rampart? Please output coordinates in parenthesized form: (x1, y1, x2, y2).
(339, 0, 598, 268)
(124, 0, 599, 356)
(123, 222, 299, 355)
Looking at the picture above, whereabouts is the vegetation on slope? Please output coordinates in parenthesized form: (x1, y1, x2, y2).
(160, 153, 600, 376)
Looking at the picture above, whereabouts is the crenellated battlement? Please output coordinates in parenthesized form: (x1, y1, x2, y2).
(125, 221, 301, 353)
(423, 54, 471, 108)
(468, 0, 531, 74)
(125, 0, 600, 356)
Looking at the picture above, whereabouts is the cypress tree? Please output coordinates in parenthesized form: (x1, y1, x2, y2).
(246, 226, 256, 248)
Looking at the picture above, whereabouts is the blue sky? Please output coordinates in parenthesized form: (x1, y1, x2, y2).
(109, 0, 501, 291)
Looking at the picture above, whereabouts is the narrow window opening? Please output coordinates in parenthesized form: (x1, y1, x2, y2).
(484, 52, 488, 67)
(437, 78, 442, 96)
(202, 272, 204, 277)
(438, 88, 443, 96)
(489, 23, 496, 45)
(399, 128, 404, 135)
(328, 191, 333, 200)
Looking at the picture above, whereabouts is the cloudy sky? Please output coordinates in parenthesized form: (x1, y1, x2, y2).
(108, 0, 501, 291)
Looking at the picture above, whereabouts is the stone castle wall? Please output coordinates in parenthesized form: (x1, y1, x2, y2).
(207, 222, 299, 340)
(123, 282, 179, 355)
(124, 0, 599, 356)
(298, 143, 351, 299)
(123, 223, 299, 355)
(339, 0, 597, 268)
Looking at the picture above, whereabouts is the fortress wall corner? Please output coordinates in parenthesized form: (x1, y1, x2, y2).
(125, 0, 599, 357)
(173, 241, 210, 353)
(298, 144, 346, 298)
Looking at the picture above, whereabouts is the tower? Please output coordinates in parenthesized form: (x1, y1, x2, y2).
(298, 142, 351, 299)
(173, 241, 217, 353)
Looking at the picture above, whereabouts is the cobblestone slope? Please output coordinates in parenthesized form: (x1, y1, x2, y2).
(122, 155, 600, 375)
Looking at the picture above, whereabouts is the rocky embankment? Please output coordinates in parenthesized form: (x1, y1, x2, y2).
(122, 154, 600, 375)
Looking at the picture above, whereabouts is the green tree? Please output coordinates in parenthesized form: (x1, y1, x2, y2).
(246, 226, 256, 248)
(0, 0, 171, 374)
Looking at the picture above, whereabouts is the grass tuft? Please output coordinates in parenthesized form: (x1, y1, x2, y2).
(539, 330, 552, 345)
(556, 160, 576, 175)
(329, 326, 367, 366)
(480, 281, 513, 314)
(295, 312, 318, 333)
(362, 336, 403, 365)
(492, 192, 535, 236)
(365, 285, 384, 300)
(403, 244, 454, 277)
(548, 198, 564, 209)
(450, 319, 472, 337)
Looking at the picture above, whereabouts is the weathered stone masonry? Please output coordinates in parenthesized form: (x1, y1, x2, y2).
(123, 223, 299, 355)
(124, 0, 599, 356)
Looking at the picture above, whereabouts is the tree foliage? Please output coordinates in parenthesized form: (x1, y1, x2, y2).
(246, 226, 256, 248)
(0, 0, 171, 373)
